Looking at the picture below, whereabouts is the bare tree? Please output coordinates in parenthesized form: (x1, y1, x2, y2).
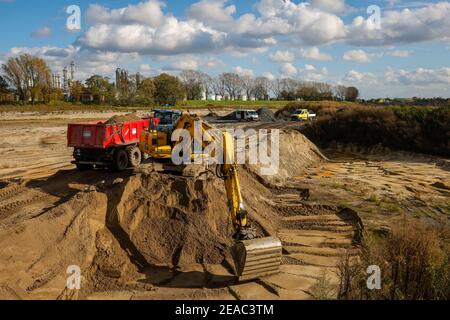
(271, 78, 283, 100)
(240, 75, 255, 100)
(219, 73, 242, 100)
(199, 72, 213, 100)
(253, 76, 270, 100)
(179, 70, 204, 100)
(335, 85, 347, 101)
(212, 76, 226, 99)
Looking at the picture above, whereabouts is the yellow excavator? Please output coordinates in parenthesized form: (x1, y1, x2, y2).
(139, 111, 282, 281)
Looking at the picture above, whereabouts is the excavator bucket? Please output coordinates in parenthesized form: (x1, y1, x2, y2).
(232, 237, 282, 282)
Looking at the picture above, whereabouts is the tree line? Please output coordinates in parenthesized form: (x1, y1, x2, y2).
(0, 53, 362, 106)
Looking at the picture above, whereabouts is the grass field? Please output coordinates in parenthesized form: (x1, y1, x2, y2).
(0, 100, 290, 113)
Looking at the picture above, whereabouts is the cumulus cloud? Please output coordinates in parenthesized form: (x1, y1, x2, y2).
(344, 70, 377, 83)
(348, 2, 450, 46)
(309, 0, 350, 14)
(280, 62, 297, 77)
(187, 0, 236, 29)
(343, 49, 373, 63)
(86, 1, 165, 28)
(7, 46, 140, 81)
(269, 50, 294, 62)
(299, 46, 332, 61)
(385, 67, 450, 85)
(262, 71, 275, 80)
(234, 66, 255, 77)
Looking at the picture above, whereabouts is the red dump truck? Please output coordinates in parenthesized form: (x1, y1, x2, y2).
(67, 117, 150, 171)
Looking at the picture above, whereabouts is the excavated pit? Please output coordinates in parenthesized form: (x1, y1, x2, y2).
(0, 129, 364, 299)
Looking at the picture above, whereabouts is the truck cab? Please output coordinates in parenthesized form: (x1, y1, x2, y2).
(152, 109, 182, 133)
(291, 109, 316, 121)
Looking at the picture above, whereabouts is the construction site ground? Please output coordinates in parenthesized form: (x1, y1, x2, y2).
(0, 109, 448, 300)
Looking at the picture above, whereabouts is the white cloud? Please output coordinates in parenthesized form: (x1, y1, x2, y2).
(344, 70, 377, 83)
(269, 50, 294, 62)
(309, 0, 349, 14)
(86, 1, 165, 28)
(31, 27, 51, 38)
(280, 62, 297, 77)
(348, 2, 450, 46)
(299, 46, 332, 61)
(262, 71, 275, 80)
(343, 49, 372, 63)
(234, 66, 255, 77)
(304, 64, 316, 71)
(385, 67, 450, 85)
(187, 0, 236, 29)
(7, 46, 140, 81)
(169, 58, 199, 71)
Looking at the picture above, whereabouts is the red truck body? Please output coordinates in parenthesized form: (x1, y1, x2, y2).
(67, 119, 149, 149)
(67, 118, 150, 170)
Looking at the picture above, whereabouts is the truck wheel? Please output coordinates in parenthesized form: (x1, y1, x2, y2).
(76, 163, 93, 171)
(113, 149, 129, 171)
(127, 145, 142, 167)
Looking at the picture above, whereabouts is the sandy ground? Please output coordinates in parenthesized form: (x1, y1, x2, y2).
(0, 110, 448, 300)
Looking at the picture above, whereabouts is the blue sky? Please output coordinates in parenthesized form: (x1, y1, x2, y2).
(1, 0, 449, 98)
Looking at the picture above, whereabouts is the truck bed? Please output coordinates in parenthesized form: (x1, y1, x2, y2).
(67, 119, 149, 149)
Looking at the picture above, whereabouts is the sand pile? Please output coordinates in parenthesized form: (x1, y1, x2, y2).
(0, 189, 107, 299)
(104, 113, 141, 125)
(246, 130, 327, 186)
(107, 173, 233, 268)
(257, 108, 276, 122)
(0, 172, 235, 299)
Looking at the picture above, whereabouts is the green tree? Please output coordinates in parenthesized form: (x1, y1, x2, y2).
(70, 80, 85, 102)
(346, 87, 360, 102)
(153, 73, 185, 106)
(136, 78, 156, 105)
(85, 75, 114, 104)
(0, 75, 10, 100)
(1, 54, 51, 104)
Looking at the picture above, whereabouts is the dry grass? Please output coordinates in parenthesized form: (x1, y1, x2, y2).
(337, 218, 450, 300)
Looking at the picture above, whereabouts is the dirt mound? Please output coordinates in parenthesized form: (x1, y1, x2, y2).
(247, 130, 327, 186)
(257, 108, 276, 122)
(107, 173, 233, 268)
(104, 113, 142, 125)
(219, 112, 238, 121)
(0, 172, 235, 299)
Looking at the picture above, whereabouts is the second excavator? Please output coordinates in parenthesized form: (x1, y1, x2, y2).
(139, 110, 282, 281)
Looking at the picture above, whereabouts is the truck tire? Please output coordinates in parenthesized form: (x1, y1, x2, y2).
(113, 149, 129, 171)
(127, 145, 142, 168)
